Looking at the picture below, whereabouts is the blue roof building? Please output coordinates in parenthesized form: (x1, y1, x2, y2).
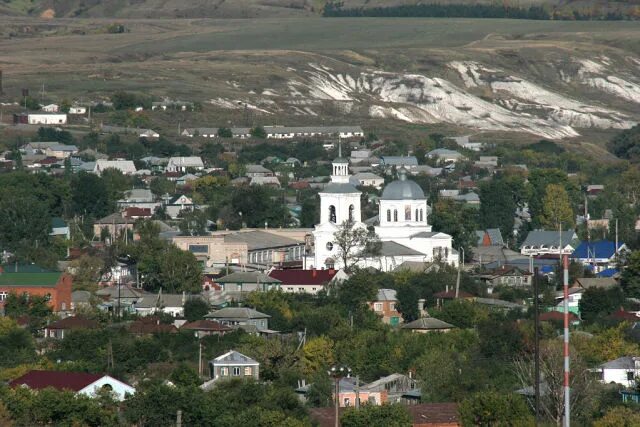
(571, 240, 626, 273)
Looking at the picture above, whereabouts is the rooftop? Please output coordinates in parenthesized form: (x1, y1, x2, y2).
(224, 230, 303, 251)
(380, 169, 425, 200)
(268, 269, 337, 286)
(402, 317, 455, 330)
(10, 370, 104, 392)
(206, 307, 270, 320)
(46, 316, 99, 330)
(212, 350, 259, 365)
(216, 271, 281, 284)
(0, 272, 62, 287)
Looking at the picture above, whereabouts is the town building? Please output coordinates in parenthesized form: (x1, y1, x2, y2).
(16, 113, 68, 125)
(0, 266, 72, 312)
(205, 307, 270, 331)
(207, 351, 260, 382)
(44, 316, 99, 339)
(181, 320, 233, 338)
(309, 151, 458, 272)
(267, 268, 346, 294)
(596, 356, 640, 388)
(571, 240, 626, 273)
(93, 213, 134, 239)
(401, 317, 455, 333)
(10, 370, 135, 401)
(426, 149, 466, 163)
(369, 288, 402, 325)
(166, 156, 205, 173)
(520, 230, 579, 256)
(93, 159, 137, 175)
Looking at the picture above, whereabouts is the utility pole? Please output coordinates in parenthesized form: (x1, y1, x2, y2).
(534, 267, 540, 425)
(355, 375, 360, 409)
(198, 341, 203, 377)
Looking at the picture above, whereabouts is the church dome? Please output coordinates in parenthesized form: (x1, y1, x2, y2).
(381, 168, 426, 200)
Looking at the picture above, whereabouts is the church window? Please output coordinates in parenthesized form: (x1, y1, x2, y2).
(405, 205, 411, 221)
(415, 208, 419, 221)
(329, 205, 336, 223)
(326, 242, 334, 251)
(386, 209, 391, 222)
(393, 210, 398, 222)
(420, 209, 424, 222)
(325, 258, 335, 269)
(349, 205, 355, 222)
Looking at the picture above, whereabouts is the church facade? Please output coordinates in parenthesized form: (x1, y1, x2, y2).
(307, 153, 459, 272)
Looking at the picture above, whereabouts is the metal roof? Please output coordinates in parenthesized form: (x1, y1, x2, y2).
(320, 182, 360, 194)
(375, 288, 397, 301)
(402, 317, 455, 330)
(206, 307, 270, 320)
(599, 356, 639, 370)
(212, 350, 259, 365)
(521, 230, 578, 248)
(224, 230, 303, 250)
(381, 169, 425, 200)
(379, 241, 424, 257)
(216, 271, 281, 284)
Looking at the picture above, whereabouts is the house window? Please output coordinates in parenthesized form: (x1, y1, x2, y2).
(386, 209, 391, 222)
(344, 398, 351, 407)
(389, 302, 395, 311)
(298, 287, 304, 292)
(394, 210, 398, 222)
(188, 245, 208, 254)
(312, 287, 317, 292)
(244, 367, 252, 376)
(373, 303, 383, 312)
(233, 367, 241, 376)
(220, 367, 228, 376)
(0, 292, 7, 301)
(627, 371, 635, 381)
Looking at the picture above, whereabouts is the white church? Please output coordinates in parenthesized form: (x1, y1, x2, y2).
(307, 150, 459, 272)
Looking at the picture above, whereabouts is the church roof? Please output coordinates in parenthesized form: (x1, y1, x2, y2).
(379, 241, 424, 256)
(381, 169, 426, 200)
(333, 157, 349, 164)
(321, 182, 360, 194)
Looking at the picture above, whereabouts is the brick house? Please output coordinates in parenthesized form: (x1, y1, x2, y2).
(368, 288, 403, 325)
(0, 266, 72, 312)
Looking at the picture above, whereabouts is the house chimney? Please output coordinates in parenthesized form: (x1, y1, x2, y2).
(418, 299, 427, 318)
(312, 269, 317, 278)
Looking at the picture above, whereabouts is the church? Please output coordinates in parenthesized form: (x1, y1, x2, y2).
(307, 150, 459, 272)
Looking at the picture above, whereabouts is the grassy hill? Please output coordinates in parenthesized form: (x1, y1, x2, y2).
(0, 0, 638, 19)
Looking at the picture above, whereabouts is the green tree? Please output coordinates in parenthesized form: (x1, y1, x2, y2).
(459, 391, 534, 427)
(71, 172, 112, 218)
(479, 174, 526, 242)
(149, 177, 175, 197)
(0, 317, 37, 368)
(24, 96, 40, 110)
(4, 293, 52, 332)
(607, 124, 640, 161)
(250, 126, 267, 139)
(333, 219, 381, 272)
(431, 200, 477, 261)
(0, 195, 50, 260)
(594, 406, 640, 427)
(60, 99, 72, 113)
(341, 404, 412, 427)
(579, 287, 625, 322)
(217, 127, 233, 138)
(183, 298, 210, 322)
(179, 209, 208, 236)
(170, 363, 202, 387)
(541, 183, 574, 229)
(300, 336, 335, 375)
(305, 369, 333, 407)
(621, 250, 640, 298)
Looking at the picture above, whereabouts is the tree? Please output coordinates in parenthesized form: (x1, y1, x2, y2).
(170, 363, 202, 387)
(250, 126, 267, 139)
(4, 293, 52, 332)
(70, 255, 105, 290)
(333, 219, 381, 272)
(24, 96, 40, 110)
(579, 287, 625, 322)
(607, 124, 640, 161)
(300, 336, 335, 375)
(217, 127, 233, 138)
(621, 250, 640, 298)
(71, 172, 112, 218)
(541, 183, 574, 229)
(431, 200, 477, 261)
(179, 209, 208, 236)
(0, 195, 50, 260)
(305, 369, 333, 407)
(341, 404, 412, 427)
(594, 406, 640, 427)
(459, 391, 534, 426)
(183, 298, 210, 322)
(0, 317, 37, 368)
(479, 174, 526, 242)
(514, 340, 596, 425)
(60, 99, 72, 113)
(149, 177, 175, 197)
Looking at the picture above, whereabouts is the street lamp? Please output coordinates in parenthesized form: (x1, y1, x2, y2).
(328, 365, 351, 427)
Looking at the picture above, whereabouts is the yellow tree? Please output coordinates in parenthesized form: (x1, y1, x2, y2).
(541, 183, 574, 229)
(300, 336, 335, 376)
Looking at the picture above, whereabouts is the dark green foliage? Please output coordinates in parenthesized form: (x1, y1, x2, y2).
(183, 298, 210, 322)
(479, 174, 526, 241)
(579, 287, 626, 322)
(477, 314, 525, 359)
(37, 127, 74, 144)
(71, 171, 112, 218)
(111, 91, 150, 110)
(217, 127, 233, 138)
(170, 363, 202, 387)
(621, 250, 640, 298)
(305, 369, 333, 407)
(3, 293, 52, 333)
(0, 195, 51, 258)
(341, 404, 412, 427)
(607, 124, 640, 161)
(250, 125, 267, 139)
(431, 200, 478, 261)
(226, 185, 291, 228)
(0, 321, 37, 368)
(23, 96, 40, 110)
(459, 391, 534, 426)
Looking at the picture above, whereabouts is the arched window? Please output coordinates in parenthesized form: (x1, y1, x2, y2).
(349, 204, 355, 222)
(415, 208, 419, 221)
(393, 210, 398, 222)
(420, 209, 424, 222)
(405, 205, 411, 221)
(325, 258, 335, 270)
(386, 209, 391, 222)
(329, 205, 336, 223)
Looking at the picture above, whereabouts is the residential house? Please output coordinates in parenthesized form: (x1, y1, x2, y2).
(250, 176, 281, 187)
(166, 156, 204, 173)
(369, 288, 402, 325)
(93, 213, 134, 239)
(0, 266, 72, 312)
(586, 185, 605, 196)
(44, 315, 99, 339)
(551, 287, 584, 316)
(123, 207, 152, 220)
(165, 194, 196, 219)
(434, 290, 474, 307)
(450, 135, 483, 151)
(379, 156, 418, 171)
(181, 320, 232, 338)
(352, 172, 384, 190)
(71, 290, 92, 311)
(117, 189, 158, 211)
(267, 268, 347, 294)
(22, 142, 79, 158)
(214, 271, 282, 297)
(439, 190, 480, 205)
(135, 292, 202, 317)
(402, 317, 455, 333)
(309, 403, 460, 427)
(224, 229, 308, 267)
(596, 356, 640, 388)
(350, 149, 373, 165)
(262, 126, 364, 139)
(9, 370, 135, 401)
(246, 164, 274, 178)
(205, 307, 270, 331)
(477, 266, 532, 288)
(426, 149, 466, 163)
(475, 229, 504, 247)
(100, 125, 159, 138)
(474, 156, 498, 169)
(69, 106, 87, 115)
(207, 351, 259, 382)
(93, 159, 137, 175)
(571, 240, 626, 273)
(520, 230, 579, 256)
(41, 104, 60, 113)
(50, 217, 70, 239)
(539, 311, 579, 325)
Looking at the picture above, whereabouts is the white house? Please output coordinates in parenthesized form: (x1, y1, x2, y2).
(208, 351, 260, 382)
(520, 230, 579, 256)
(28, 113, 67, 125)
(426, 148, 466, 163)
(9, 370, 135, 402)
(93, 159, 137, 175)
(166, 156, 204, 173)
(596, 357, 640, 388)
(69, 106, 87, 115)
(40, 104, 60, 113)
(352, 172, 384, 190)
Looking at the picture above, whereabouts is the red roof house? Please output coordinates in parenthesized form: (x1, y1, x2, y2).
(124, 207, 152, 219)
(540, 311, 579, 323)
(10, 370, 135, 401)
(44, 316, 99, 339)
(181, 319, 232, 338)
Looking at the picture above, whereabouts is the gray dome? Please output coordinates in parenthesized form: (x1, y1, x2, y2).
(381, 169, 426, 200)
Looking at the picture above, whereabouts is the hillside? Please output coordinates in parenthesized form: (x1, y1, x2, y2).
(0, 17, 638, 145)
(0, 0, 638, 19)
